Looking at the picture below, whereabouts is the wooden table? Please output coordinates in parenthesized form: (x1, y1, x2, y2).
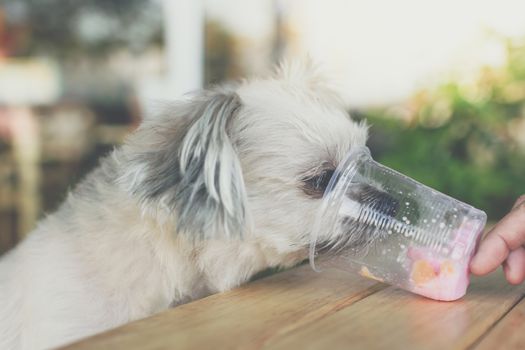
(62, 262, 525, 350)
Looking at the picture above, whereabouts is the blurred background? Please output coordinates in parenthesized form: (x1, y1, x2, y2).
(1, 0, 525, 255)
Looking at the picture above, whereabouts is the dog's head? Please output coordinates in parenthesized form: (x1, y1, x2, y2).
(120, 61, 368, 256)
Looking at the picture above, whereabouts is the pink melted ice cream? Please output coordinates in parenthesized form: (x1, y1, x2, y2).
(404, 218, 481, 301)
(407, 247, 470, 301)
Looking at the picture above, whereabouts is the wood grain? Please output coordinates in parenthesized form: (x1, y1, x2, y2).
(62, 262, 525, 350)
(62, 263, 385, 350)
(267, 270, 525, 350)
(473, 294, 525, 350)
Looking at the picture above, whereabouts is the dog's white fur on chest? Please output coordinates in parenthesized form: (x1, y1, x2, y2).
(0, 61, 368, 350)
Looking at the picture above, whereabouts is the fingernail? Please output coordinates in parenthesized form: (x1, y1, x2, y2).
(469, 255, 481, 273)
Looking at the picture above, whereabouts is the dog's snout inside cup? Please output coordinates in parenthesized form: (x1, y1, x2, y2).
(332, 184, 401, 251)
(345, 183, 400, 219)
(309, 146, 486, 301)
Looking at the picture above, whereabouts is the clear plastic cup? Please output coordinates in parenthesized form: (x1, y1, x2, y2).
(309, 146, 487, 301)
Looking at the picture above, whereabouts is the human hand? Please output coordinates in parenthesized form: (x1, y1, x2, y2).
(470, 195, 525, 284)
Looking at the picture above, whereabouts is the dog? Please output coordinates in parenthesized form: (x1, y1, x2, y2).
(0, 61, 369, 349)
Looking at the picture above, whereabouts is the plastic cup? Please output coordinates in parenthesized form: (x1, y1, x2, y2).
(309, 146, 487, 301)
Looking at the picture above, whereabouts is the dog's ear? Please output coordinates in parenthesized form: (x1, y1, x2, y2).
(120, 89, 248, 240)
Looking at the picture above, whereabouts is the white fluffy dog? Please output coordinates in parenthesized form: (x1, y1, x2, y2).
(0, 62, 368, 349)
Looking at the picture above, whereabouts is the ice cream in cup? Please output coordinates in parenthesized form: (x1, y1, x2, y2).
(309, 146, 486, 301)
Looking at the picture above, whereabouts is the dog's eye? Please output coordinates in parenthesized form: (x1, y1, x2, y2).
(302, 169, 335, 198)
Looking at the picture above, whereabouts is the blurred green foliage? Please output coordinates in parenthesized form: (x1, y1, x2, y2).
(364, 38, 525, 220)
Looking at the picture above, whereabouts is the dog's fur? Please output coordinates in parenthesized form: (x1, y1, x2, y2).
(0, 61, 368, 349)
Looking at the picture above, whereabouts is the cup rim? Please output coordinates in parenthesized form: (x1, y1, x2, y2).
(309, 146, 372, 271)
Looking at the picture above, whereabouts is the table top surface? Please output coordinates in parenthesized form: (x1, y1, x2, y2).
(62, 262, 525, 350)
